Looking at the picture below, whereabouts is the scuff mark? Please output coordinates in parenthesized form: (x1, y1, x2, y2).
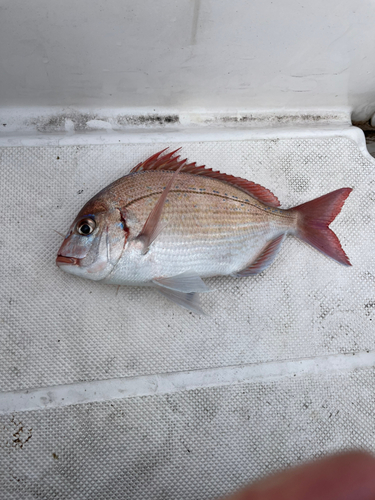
(280, 89, 312, 93)
(327, 26, 352, 48)
(20, 110, 348, 134)
(10, 416, 32, 449)
(364, 301, 375, 317)
(204, 113, 343, 125)
(191, 0, 200, 45)
(291, 73, 330, 78)
(291, 67, 349, 78)
(29, 112, 97, 133)
(117, 114, 179, 127)
(27, 112, 180, 133)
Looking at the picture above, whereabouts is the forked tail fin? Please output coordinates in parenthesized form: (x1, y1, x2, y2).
(292, 188, 353, 266)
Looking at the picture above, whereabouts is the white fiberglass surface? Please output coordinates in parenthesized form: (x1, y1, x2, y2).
(1, 134, 374, 391)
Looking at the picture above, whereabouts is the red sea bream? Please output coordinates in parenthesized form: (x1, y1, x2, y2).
(56, 149, 352, 313)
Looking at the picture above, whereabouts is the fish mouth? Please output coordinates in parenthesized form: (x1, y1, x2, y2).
(56, 255, 79, 266)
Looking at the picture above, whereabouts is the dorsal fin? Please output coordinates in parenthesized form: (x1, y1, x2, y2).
(131, 149, 280, 207)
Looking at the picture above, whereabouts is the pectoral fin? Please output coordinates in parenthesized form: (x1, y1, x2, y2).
(156, 287, 205, 315)
(153, 271, 210, 293)
(232, 234, 285, 277)
(136, 163, 184, 253)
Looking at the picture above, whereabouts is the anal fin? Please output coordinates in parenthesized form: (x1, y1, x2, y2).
(232, 234, 285, 277)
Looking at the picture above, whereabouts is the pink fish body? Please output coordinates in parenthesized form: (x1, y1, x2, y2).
(56, 149, 352, 313)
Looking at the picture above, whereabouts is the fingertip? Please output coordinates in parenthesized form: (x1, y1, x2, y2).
(223, 452, 375, 500)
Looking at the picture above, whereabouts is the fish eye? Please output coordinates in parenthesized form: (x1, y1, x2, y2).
(77, 218, 96, 235)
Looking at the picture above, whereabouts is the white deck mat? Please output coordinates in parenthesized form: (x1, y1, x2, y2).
(1, 131, 375, 498)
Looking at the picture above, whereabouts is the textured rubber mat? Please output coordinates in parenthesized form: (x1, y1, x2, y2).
(1, 133, 375, 499)
(0, 137, 374, 391)
(1, 367, 374, 500)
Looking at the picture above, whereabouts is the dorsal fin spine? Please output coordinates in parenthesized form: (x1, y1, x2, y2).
(130, 149, 280, 207)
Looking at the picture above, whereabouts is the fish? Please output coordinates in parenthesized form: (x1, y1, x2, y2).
(56, 148, 352, 314)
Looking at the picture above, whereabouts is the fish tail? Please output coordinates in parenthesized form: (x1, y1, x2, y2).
(292, 188, 353, 266)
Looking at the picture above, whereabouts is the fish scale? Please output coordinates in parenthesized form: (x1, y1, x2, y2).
(105, 173, 288, 280)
